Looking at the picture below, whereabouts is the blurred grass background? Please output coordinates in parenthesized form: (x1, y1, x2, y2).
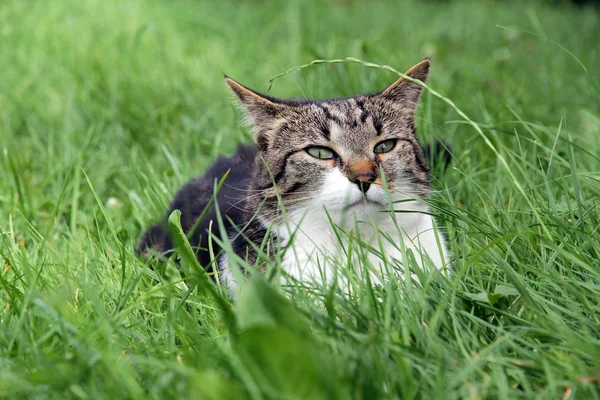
(1, 0, 599, 398)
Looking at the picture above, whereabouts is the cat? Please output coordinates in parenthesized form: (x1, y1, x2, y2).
(138, 59, 451, 294)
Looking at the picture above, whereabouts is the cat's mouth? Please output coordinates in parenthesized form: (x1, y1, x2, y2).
(346, 197, 383, 209)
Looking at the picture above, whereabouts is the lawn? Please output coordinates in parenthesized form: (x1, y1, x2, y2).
(1, 0, 599, 398)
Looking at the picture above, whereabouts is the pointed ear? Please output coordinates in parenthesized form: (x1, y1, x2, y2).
(225, 76, 284, 136)
(380, 59, 430, 111)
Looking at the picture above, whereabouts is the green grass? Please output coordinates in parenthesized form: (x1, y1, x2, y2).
(1, 0, 600, 398)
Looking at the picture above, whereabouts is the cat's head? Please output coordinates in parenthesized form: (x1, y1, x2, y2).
(226, 60, 431, 225)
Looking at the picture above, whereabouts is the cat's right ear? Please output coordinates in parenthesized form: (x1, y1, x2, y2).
(380, 59, 430, 112)
(225, 76, 284, 139)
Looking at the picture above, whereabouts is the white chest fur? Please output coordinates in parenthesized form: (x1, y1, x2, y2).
(276, 202, 448, 287)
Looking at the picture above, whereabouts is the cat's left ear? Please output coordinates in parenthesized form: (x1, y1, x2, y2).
(225, 76, 285, 137)
(380, 59, 430, 112)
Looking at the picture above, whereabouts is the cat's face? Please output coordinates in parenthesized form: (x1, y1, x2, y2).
(226, 60, 431, 226)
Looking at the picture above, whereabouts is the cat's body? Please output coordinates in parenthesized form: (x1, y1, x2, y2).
(139, 60, 450, 294)
(139, 144, 256, 268)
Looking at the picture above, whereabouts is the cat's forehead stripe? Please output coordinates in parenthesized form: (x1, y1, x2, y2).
(309, 104, 332, 140)
(318, 104, 343, 126)
(316, 99, 376, 136)
(373, 115, 383, 135)
(355, 98, 370, 124)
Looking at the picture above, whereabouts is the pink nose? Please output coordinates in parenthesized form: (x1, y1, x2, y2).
(351, 173, 376, 182)
(350, 173, 376, 193)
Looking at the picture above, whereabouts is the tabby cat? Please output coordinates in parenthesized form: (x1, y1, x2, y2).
(138, 59, 450, 294)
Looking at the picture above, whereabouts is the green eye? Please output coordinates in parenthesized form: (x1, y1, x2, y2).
(374, 139, 397, 154)
(306, 146, 335, 160)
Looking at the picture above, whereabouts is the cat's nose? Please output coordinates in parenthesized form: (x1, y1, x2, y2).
(351, 173, 376, 194)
